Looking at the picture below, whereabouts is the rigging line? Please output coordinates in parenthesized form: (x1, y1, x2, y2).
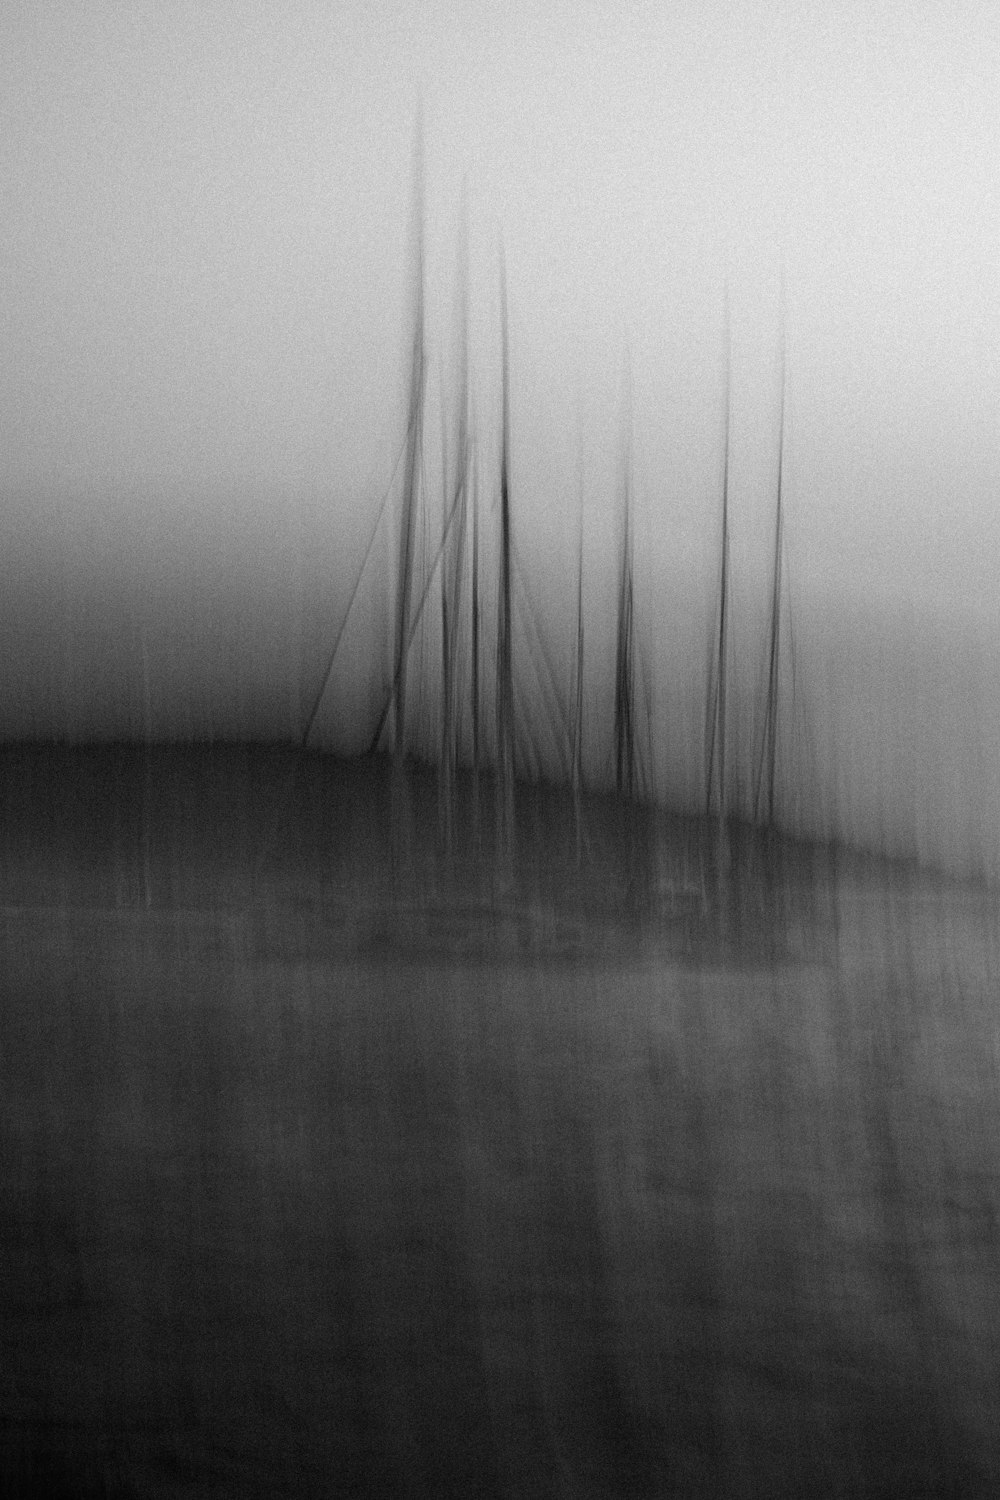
(614, 561, 636, 799)
(573, 539, 584, 780)
(367, 461, 469, 755)
(513, 712, 533, 785)
(442, 439, 470, 774)
(573, 382, 587, 789)
(637, 631, 655, 804)
(762, 310, 787, 828)
(470, 454, 481, 775)
(511, 564, 570, 781)
(510, 543, 574, 755)
(300, 423, 412, 750)
(787, 565, 814, 827)
(708, 277, 732, 819)
(271, 469, 407, 888)
(642, 621, 656, 801)
(704, 623, 719, 805)
(511, 558, 572, 768)
(751, 642, 772, 825)
(511, 664, 543, 784)
(414, 435, 432, 752)
(512, 618, 549, 789)
(495, 569, 552, 790)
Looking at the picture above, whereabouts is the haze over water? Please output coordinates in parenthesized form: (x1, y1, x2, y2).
(1, 1, 998, 879)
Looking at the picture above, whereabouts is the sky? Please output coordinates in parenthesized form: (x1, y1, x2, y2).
(1, 0, 998, 875)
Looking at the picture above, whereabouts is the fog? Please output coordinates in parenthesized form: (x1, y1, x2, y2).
(2, 1, 998, 879)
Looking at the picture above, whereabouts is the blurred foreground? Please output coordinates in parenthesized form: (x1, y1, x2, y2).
(0, 744, 998, 1497)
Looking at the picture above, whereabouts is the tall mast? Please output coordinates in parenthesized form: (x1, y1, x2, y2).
(392, 98, 426, 767)
(573, 424, 585, 864)
(495, 238, 514, 876)
(470, 443, 481, 834)
(755, 313, 786, 830)
(614, 343, 636, 800)
(439, 368, 454, 852)
(322, 102, 427, 768)
(439, 179, 471, 855)
(706, 283, 731, 865)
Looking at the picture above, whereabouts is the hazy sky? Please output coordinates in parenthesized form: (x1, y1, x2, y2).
(1, 1, 998, 869)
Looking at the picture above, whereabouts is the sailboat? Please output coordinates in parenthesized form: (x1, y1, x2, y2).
(344, 102, 428, 885)
(299, 100, 427, 786)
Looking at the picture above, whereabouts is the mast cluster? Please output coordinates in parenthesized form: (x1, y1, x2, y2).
(305, 107, 797, 875)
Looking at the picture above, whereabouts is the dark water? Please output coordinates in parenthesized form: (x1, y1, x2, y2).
(0, 745, 997, 1496)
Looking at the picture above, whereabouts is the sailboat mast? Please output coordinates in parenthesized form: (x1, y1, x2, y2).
(571, 401, 585, 864)
(765, 322, 786, 828)
(439, 183, 472, 855)
(393, 101, 425, 765)
(573, 499, 584, 799)
(614, 350, 636, 800)
(712, 340, 731, 808)
(439, 375, 454, 850)
(495, 240, 515, 871)
(471, 456, 480, 775)
(706, 282, 732, 875)
(717, 385, 730, 823)
(752, 300, 787, 832)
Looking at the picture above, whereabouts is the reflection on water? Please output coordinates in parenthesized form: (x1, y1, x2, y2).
(0, 746, 997, 1496)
